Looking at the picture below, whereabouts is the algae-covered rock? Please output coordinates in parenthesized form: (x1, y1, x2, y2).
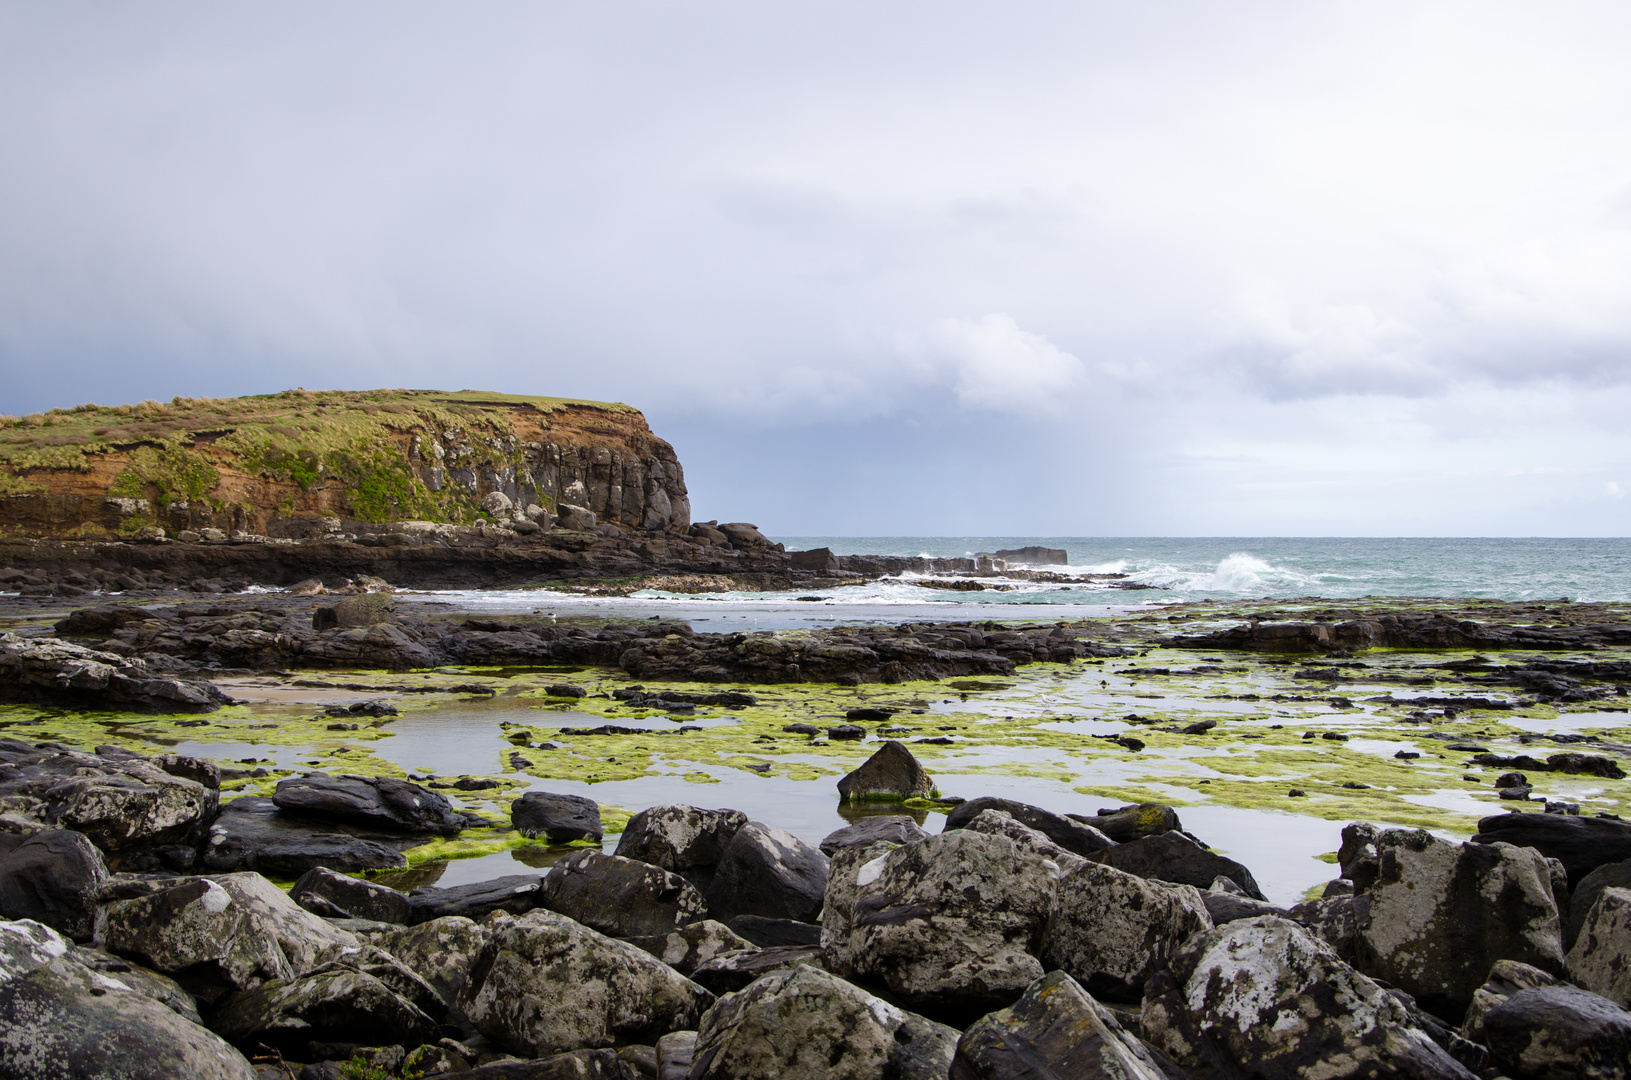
(459, 909, 714, 1057)
(836, 741, 935, 802)
(689, 964, 957, 1080)
(952, 970, 1170, 1080)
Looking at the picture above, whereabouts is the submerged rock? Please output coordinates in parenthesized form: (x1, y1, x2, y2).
(689, 964, 957, 1080)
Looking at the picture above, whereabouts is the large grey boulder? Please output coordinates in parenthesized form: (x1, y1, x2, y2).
(820, 840, 900, 979)
(0, 954, 257, 1079)
(615, 804, 749, 889)
(512, 791, 603, 843)
(690, 944, 823, 995)
(210, 964, 439, 1055)
(943, 797, 1115, 858)
(705, 821, 828, 924)
(841, 830, 1057, 1018)
(1568, 857, 1631, 948)
(952, 970, 1171, 1080)
(1481, 984, 1631, 1080)
(363, 915, 488, 1031)
(41, 755, 217, 869)
(1356, 829, 1565, 1017)
(459, 909, 715, 1058)
(1566, 885, 1631, 1008)
(1040, 859, 1213, 1003)
(0, 632, 229, 713)
(1093, 830, 1265, 899)
(956, 809, 1089, 871)
(0, 828, 107, 940)
(625, 920, 754, 976)
(1142, 916, 1477, 1078)
(1, 918, 71, 984)
(100, 873, 357, 1001)
(836, 741, 935, 801)
(818, 815, 929, 856)
(199, 795, 409, 874)
(689, 964, 957, 1080)
(290, 865, 411, 924)
(272, 773, 463, 835)
(541, 849, 707, 938)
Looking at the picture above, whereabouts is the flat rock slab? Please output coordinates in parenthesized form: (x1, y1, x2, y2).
(273, 774, 462, 836)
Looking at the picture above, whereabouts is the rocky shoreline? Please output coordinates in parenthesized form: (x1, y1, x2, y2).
(5, 732, 1631, 1078)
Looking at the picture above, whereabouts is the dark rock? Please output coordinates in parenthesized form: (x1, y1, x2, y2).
(1093, 830, 1265, 900)
(290, 866, 411, 925)
(1482, 984, 1631, 1080)
(819, 814, 930, 856)
(1357, 829, 1565, 1019)
(0, 952, 257, 1079)
(1473, 810, 1631, 886)
(1068, 802, 1183, 843)
(512, 791, 603, 843)
(614, 804, 749, 889)
(539, 850, 706, 938)
(1565, 884, 1631, 1008)
(704, 821, 828, 924)
(37, 754, 218, 870)
(827, 724, 866, 739)
(782, 723, 819, 735)
(200, 796, 410, 875)
(689, 965, 956, 1080)
(689, 944, 822, 995)
(952, 970, 1172, 1080)
(1203, 890, 1288, 925)
(0, 829, 108, 941)
(944, 797, 1116, 858)
(408, 874, 545, 924)
(273, 773, 463, 835)
(1142, 916, 1477, 1078)
(434, 1050, 629, 1079)
(458, 909, 714, 1058)
(836, 741, 935, 802)
(546, 683, 586, 698)
(326, 591, 395, 628)
(1464, 958, 1561, 1044)
(1290, 894, 1365, 962)
(1568, 857, 1631, 948)
(0, 633, 230, 713)
(209, 965, 438, 1055)
(657, 1030, 695, 1080)
(1039, 860, 1213, 1004)
(362, 916, 488, 1031)
(727, 914, 822, 948)
(845, 708, 895, 721)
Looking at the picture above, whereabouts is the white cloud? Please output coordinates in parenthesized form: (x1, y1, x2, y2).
(912, 314, 1086, 414)
(1608, 481, 1625, 499)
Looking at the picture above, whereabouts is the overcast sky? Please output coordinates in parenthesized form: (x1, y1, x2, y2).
(2, 2, 1628, 536)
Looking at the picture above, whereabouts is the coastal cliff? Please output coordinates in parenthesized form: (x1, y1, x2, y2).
(0, 388, 691, 539)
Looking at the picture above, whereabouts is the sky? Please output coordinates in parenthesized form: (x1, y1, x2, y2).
(2, 2, 1629, 536)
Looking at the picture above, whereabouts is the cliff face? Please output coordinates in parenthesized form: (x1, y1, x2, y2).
(0, 389, 690, 539)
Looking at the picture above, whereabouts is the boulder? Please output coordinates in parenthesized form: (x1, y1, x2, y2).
(512, 791, 603, 843)
(1356, 829, 1565, 1018)
(819, 815, 929, 856)
(40, 757, 216, 870)
(408, 873, 546, 923)
(658, 1031, 696, 1080)
(0, 829, 107, 940)
(819, 840, 899, 979)
(625, 920, 754, 976)
(327, 591, 395, 629)
(1040, 860, 1213, 1004)
(1464, 959, 1562, 1043)
(1473, 811, 1631, 886)
(615, 804, 749, 890)
(209, 965, 439, 1055)
(688, 964, 957, 1080)
(955, 809, 1090, 870)
(1142, 917, 1477, 1078)
(726, 914, 821, 948)
(690, 945, 823, 995)
(1568, 856, 1631, 949)
(557, 504, 598, 531)
(836, 742, 935, 802)
(0, 954, 257, 1079)
(1, 918, 71, 984)
(943, 797, 1115, 858)
(200, 795, 410, 875)
(290, 865, 411, 924)
(1289, 894, 1363, 962)
(951, 970, 1171, 1080)
(1093, 830, 1265, 900)
(1068, 803, 1183, 843)
(363, 915, 488, 1031)
(841, 830, 1057, 1019)
(1482, 984, 1631, 1080)
(1202, 890, 1288, 926)
(481, 491, 515, 515)
(1566, 885, 1631, 1008)
(272, 773, 463, 835)
(459, 909, 714, 1058)
(704, 821, 828, 924)
(101, 873, 357, 1001)
(540, 850, 707, 938)
(0, 632, 229, 713)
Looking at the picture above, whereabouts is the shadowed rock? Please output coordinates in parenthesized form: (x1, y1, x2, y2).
(836, 741, 935, 802)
